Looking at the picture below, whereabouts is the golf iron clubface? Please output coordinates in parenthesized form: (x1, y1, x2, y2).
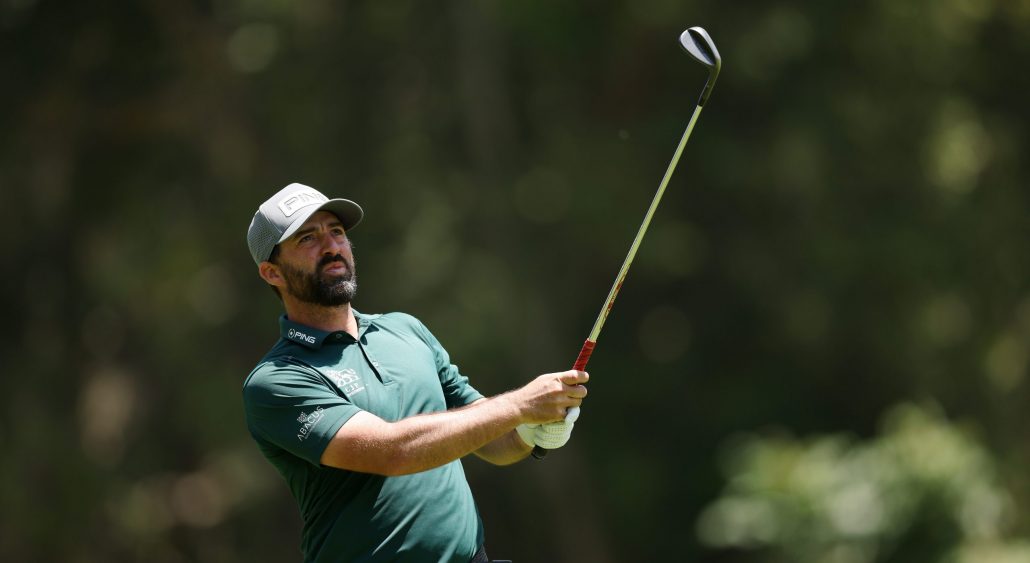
(680, 26, 721, 106)
(532, 27, 721, 459)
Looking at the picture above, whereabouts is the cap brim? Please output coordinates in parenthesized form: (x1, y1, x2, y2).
(277, 198, 364, 243)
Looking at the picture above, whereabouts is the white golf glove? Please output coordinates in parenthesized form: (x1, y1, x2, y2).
(516, 407, 581, 450)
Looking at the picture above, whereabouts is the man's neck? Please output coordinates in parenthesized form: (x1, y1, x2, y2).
(282, 300, 359, 339)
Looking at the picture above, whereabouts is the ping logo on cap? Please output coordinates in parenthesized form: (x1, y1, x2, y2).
(278, 190, 328, 217)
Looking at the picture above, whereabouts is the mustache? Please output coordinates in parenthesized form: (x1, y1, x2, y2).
(318, 254, 352, 271)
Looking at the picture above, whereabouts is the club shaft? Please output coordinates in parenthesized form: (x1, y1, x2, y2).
(531, 103, 704, 461)
(586, 103, 704, 344)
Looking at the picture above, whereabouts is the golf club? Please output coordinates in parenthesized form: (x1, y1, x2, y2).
(533, 26, 721, 459)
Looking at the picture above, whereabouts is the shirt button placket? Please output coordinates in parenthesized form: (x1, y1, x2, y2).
(355, 341, 382, 382)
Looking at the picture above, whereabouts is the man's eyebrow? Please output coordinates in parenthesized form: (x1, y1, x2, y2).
(292, 220, 345, 240)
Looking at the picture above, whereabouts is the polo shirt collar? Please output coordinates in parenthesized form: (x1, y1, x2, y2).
(355, 310, 381, 329)
(279, 310, 382, 348)
(279, 316, 331, 348)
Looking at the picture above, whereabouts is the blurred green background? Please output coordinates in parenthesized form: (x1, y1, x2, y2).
(3, 0, 1029, 561)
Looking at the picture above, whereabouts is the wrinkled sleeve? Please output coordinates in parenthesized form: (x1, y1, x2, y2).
(413, 319, 485, 409)
(243, 360, 363, 466)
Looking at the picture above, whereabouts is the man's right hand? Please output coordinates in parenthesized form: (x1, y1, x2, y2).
(514, 370, 588, 424)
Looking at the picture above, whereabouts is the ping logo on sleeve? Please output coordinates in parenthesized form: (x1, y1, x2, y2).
(296, 406, 325, 441)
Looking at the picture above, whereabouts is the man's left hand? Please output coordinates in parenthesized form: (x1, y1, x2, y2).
(516, 407, 580, 450)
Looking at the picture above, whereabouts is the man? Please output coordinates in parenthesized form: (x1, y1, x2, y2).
(242, 183, 588, 563)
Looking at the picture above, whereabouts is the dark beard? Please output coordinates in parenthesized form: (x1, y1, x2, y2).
(280, 254, 358, 307)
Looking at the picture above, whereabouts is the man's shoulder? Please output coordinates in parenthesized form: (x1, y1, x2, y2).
(243, 343, 316, 393)
(360, 311, 426, 332)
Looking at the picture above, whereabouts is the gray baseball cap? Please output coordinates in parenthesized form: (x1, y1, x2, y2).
(247, 183, 364, 265)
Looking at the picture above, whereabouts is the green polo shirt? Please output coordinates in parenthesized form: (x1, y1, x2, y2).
(242, 311, 486, 563)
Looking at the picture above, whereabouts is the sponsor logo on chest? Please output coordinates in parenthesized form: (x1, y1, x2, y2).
(326, 368, 365, 396)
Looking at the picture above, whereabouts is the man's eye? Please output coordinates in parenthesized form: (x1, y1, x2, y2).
(299, 235, 313, 243)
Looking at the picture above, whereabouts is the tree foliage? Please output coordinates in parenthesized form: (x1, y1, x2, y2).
(2, 0, 1028, 561)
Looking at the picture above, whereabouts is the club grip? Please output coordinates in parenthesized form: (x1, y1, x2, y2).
(571, 339, 596, 371)
(532, 339, 596, 460)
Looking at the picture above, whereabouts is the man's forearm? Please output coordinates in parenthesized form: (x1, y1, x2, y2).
(320, 370, 588, 475)
(473, 428, 533, 466)
(321, 394, 525, 475)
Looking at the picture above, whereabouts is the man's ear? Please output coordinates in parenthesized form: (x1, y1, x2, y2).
(258, 261, 285, 288)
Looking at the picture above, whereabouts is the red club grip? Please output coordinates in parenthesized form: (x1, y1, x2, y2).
(532, 339, 596, 460)
(571, 339, 596, 372)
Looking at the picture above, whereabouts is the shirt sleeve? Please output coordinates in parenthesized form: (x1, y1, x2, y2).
(412, 319, 485, 409)
(242, 359, 363, 466)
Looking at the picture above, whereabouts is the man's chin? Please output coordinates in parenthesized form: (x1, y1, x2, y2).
(321, 280, 357, 306)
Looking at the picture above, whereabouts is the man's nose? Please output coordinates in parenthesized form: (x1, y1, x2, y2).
(321, 234, 347, 255)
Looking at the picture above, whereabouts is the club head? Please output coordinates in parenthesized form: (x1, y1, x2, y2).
(679, 26, 721, 106)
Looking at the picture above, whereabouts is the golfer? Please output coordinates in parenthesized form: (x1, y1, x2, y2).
(242, 183, 588, 563)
